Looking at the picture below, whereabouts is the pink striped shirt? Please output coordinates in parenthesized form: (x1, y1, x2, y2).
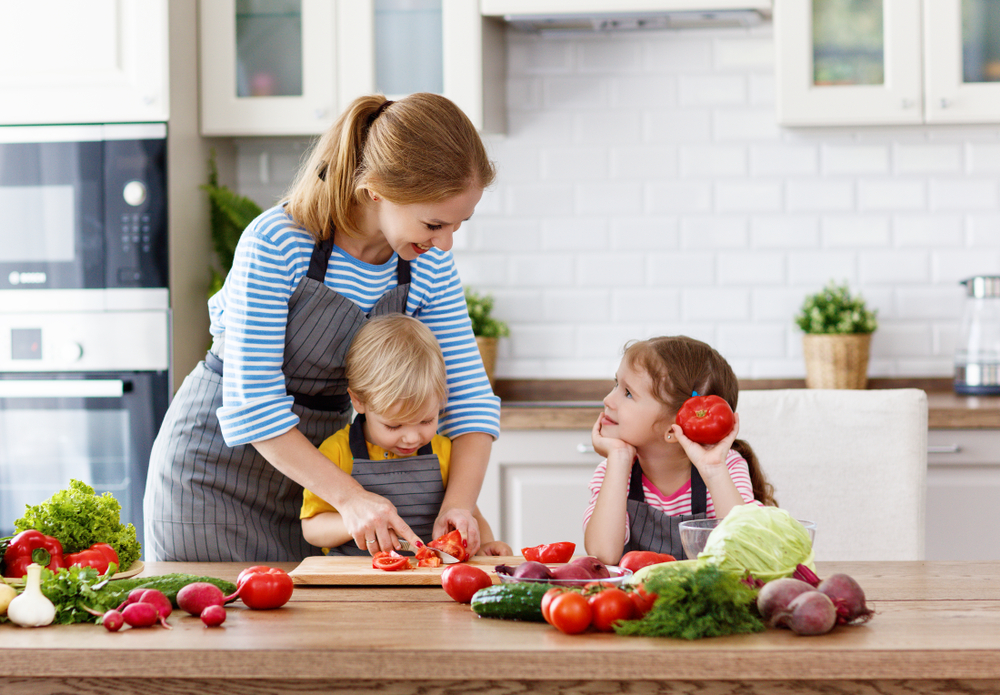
(582, 451, 762, 542)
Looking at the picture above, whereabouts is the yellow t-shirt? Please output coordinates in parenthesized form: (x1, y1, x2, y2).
(300, 422, 452, 519)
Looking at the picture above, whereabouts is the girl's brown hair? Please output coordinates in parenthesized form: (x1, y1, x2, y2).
(283, 92, 496, 242)
(623, 335, 776, 507)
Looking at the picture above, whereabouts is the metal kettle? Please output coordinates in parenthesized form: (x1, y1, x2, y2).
(955, 275, 1000, 395)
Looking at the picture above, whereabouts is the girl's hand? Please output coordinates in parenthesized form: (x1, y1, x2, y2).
(591, 413, 636, 463)
(670, 413, 740, 481)
(433, 507, 480, 557)
(480, 540, 513, 556)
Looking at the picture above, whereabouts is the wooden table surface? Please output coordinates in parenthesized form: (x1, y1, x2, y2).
(1, 560, 999, 694)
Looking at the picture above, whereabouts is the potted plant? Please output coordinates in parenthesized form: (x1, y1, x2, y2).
(795, 280, 878, 389)
(201, 150, 263, 297)
(465, 288, 509, 387)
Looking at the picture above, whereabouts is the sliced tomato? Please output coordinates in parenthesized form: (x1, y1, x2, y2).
(427, 530, 468, 562)
(417, 556, 442, 568)
(372, 551, 411, 571)
(522, 541, 576, 564)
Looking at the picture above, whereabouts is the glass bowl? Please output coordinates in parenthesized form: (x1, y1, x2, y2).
(496, 565, 633, 587)
(678, 518, 817, 560)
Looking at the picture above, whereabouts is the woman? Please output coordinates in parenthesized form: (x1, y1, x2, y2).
(144, 93, 500, 562)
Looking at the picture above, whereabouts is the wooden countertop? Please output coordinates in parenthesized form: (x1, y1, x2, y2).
(496, 378, 1000, 430)
(1, 560, 999, 694)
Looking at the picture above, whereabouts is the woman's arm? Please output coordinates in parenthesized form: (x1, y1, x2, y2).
(433, 431, 492, 555)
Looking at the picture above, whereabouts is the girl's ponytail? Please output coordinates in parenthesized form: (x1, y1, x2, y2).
(732, 439, 776, 507)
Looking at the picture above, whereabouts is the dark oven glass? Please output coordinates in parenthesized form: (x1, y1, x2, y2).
(0, 371, 169, 556)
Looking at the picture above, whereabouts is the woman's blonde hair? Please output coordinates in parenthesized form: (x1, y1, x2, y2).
(623, 335, 776, 507)
(346, 314, 448, 421)
(284, 92, 496, 242)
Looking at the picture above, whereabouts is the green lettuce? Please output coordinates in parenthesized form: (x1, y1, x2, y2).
(698, 505, 815, 582)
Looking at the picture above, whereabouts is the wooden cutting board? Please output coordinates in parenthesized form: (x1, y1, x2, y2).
(288, 555, 521, 586)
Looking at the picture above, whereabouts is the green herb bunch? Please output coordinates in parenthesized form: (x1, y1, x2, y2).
(15, 479, 141, 569)
(614, 563, 764, 640)
(201, 150, 263, 297)
(465, 289, 509, 339)
(795, 280, 877, 335)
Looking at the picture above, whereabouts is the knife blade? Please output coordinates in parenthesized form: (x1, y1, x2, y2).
(396, 538, 459, 564)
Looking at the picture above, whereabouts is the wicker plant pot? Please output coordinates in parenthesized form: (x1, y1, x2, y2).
(476, 336, 498, 387)
(802, 333, 872, 389)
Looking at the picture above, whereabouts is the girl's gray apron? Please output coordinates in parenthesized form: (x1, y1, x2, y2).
(325, 414, 445, 556)
(144, 236, 412, 562)
(624, 462, 707, 560)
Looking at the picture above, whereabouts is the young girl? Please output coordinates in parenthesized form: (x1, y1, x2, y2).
(300, 315, 511, 556)
(583, 335, 774, 565)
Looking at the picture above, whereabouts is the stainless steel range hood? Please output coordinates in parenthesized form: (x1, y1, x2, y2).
(481, 1, 772, 33)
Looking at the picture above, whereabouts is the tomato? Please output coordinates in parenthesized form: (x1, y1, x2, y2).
(440, 564, 493, 603)
(521, 541, 576, 564)
(626, 584, 658, 618)
(234, 566, 295, 609)
(546, 591, 592, 635)
(417, 556, 443, 568)
(675, 394, 735, 445)
(541, 587, 566, 623)
(618, 551, 675, 573)
(428, 530, 468, 562)
(372, 551, 412, 572)
(588, 588, 635, 632)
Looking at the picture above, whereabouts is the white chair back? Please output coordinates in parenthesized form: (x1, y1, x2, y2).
(735, 389, 927, 561)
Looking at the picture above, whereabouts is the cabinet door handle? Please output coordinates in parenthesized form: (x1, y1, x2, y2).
(577, 444, 595, 454)
(928, 444, 961, 454)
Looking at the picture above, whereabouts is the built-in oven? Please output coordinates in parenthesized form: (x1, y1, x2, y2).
(0, 124, 169, 556)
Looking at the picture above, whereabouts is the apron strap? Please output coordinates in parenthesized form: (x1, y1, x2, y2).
(307, 235, 336, 281)
(348, 412, 435, 460)
(627, 460, 708, 513)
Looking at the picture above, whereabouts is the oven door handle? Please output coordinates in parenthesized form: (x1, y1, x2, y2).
(0, 380, 125, 398)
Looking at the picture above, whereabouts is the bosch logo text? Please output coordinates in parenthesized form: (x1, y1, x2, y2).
(7, 271, 47, 285)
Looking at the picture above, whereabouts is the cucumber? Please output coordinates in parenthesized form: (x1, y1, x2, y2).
(99, 573, 238, 607)
(470, 582, 556, 622)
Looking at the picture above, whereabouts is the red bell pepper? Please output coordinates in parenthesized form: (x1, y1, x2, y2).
(3, 529, 66, 578)
(65, 542, 120, 574)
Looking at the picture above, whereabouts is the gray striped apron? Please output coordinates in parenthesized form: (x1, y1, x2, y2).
(624, 461, 707, 560)
(325, 414, 445, 556)
(143, 236, 412, 561)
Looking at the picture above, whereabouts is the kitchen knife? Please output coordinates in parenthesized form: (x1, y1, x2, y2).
(396, 538, 459, 564)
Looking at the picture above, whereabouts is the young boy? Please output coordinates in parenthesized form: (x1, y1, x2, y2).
(301, 314, 510, 556)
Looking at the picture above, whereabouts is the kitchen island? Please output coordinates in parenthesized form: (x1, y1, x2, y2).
(1, 561, 999, 694)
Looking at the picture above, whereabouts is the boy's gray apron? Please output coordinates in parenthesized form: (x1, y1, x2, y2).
(624, 461, 708, 560)
(144, 236, 412, 562)
(325, 414, 445, 556)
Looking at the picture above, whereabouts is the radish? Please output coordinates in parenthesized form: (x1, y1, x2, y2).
(102, 609, 124, 632)
(756, 577, 815, 627)
(116, 588, 172, 628)
(177, 581, 226, 616)
(200, 604, 226, 627)
(818, 573, 875, 625)
(781, 591, 837, 636)
(122, 602, 159, 628)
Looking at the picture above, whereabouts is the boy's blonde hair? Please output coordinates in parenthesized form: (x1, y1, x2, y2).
(284, 92, 496, 242)
(346, 314, 448, 420)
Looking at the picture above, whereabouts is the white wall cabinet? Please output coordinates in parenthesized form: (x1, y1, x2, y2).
(775, 0, 1000, 126)
(0, 0, 169, 125)
(199, 0, 504, 136)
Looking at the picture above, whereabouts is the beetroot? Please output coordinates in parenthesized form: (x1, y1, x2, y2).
(818, 573, 875, 625)
(177, 582, 227, 617)
(780, 591, 837, 636)
(569, 556, 609, 579)
(756, 577, 816, 626)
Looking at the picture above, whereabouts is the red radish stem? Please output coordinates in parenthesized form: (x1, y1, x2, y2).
(793, 563, 821, 587)
(122, 602, 160, 628)
(102, 609, 124, 632)
(818, 573, 875, 625)
(200, 604, 227, 627)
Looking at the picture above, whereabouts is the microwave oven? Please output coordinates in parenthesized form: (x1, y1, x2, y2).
(0, 123, 167, 291)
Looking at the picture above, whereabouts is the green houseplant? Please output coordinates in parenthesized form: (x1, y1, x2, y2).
(201, 150, 263, 297)
(465, 289, 509, 386)
(795, 281, 878, 389)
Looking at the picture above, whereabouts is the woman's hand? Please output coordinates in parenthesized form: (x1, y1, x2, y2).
(336, 488, 422, 556)
(670, 413, 740, 481)
(433, 507, 479, 557)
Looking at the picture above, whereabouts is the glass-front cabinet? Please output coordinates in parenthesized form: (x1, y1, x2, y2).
(199, 0, 504, 136)
(775, 0, 1000, 125)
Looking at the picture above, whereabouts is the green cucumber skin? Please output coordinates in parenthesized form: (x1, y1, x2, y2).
(102, 574, 237, 607)
(470, 582, 555, 621)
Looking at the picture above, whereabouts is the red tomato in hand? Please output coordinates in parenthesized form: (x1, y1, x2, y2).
(588, 588, 635, 632)
(675, 394, 735, 445)
(546, 591, 592, 634)
(521, 541, 575, 564)
(618, 550, 675, 573)
(428, 530, 468, 562)
(440, 564, 492, 603)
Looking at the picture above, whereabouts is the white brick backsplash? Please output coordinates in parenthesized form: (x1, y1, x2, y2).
(894, 143, 963, 174)
(786, 180, 854, 212)
(858, 179, 926, 211)
(859, 250, 930, 284)
(680, 145, 747, 177)
(821, 144, 889, 175)
(822, 216, 891, 247)
(715, 181, 783, 212)
(233, 25, 1000, 381)
(680, 216, 748, 249)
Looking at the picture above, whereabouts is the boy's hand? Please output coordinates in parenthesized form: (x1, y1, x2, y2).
(479, 540, 513, 556)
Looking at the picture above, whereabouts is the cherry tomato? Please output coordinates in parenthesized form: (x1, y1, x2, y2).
(540, 587, 566, 623)
(675, 394, 735, 445)
(372, 552, 412, 571)
(521, 541, 576, 564)
(588, 588, 635, 632)
(440, 564, 493, 603)
(618, 551, 675, 573)
(546, 591, 592, 635)
(234, 566, 295, 609)
(627, 584, 658, 618)
(428, 530, 468, 562)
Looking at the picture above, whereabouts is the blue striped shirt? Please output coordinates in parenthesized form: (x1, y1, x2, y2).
(208, 205, 501, 447)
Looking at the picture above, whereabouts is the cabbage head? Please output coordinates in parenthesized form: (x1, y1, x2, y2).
(698, 505, 815, 582)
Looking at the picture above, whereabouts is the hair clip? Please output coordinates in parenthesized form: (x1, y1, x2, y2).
(691, 391, 699, 397)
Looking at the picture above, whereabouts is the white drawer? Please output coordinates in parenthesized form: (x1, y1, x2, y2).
(928, 430, 1000, 465)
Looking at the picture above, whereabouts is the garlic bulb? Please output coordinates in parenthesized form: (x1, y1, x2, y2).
(7, 562, 55, 627)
